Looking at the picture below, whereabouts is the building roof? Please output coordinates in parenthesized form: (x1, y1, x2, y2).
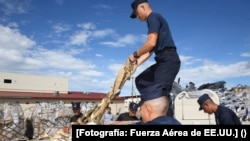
(0, 91, 125, 101)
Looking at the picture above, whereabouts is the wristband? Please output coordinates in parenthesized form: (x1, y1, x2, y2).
(133, 51, 140, 59)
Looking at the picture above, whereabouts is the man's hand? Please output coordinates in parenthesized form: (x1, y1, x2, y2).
(129, 54, 137, 63)
(129, 54, 137, 72)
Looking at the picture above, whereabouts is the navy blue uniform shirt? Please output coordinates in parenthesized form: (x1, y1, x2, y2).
(70, 112, 83, 122)
(147, 12, 176, 53)
(214, 105, 241, 125)
(134, 115, 181, 125)
(116, 112, 139, 121)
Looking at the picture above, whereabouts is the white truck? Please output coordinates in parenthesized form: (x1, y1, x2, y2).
(174, 89, 220, 125)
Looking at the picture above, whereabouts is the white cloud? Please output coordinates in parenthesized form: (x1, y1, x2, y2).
(0, 24, 104, 87)
(69, 30, 91, 46)
(77, 23, 96, 30)
(177, 60, 250, 88)
(55, 0, 64, 5)
(108, 63, 123, 74)
(0, 25, 35, 50)
(96, 54, 103, 57)
(241, 52, 250, 57)
(92, 29, 115, 38)
(92, 4, 112, 9)
(0, 0, 31, 15)
(179, 55, 202, 66)
(100, 34, 139, 47)
(69, 23, 115, 46)
(53, 23, 71, 34)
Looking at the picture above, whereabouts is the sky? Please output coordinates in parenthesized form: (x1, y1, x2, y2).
(0, 0, 250, 97)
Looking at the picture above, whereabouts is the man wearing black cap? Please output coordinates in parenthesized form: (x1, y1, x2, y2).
(70, 102, 83, 122)
(128, 0, 180, 118)
(63, 102, 84, 134)
(116, 102, 139, 121)
(197, 94, 241, 125)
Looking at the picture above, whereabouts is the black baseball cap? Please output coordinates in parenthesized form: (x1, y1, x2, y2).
(197, 94, 211, 110)
(130, 0, 148, 18)
(72, 102, 81, 110)
(129, 102, 138, 111)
